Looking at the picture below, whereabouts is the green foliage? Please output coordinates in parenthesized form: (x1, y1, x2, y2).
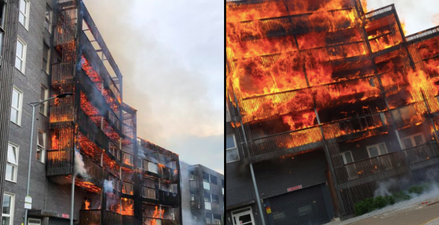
(355, 195, 397, 216)
(385, 195, 395, 205)
(373, 196, 387, 209)
(408, 185, 424, 195)
(392, 191, 411, 202)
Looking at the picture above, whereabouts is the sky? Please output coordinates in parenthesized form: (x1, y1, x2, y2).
(82, 0, 224, 173)
(366, 0, 439, 35)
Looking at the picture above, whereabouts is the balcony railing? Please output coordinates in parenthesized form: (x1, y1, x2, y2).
(190, 200, 201, 210)
(51, 63, 74, 88)
(334, 142, 439, 184)
(159, 190, 180, 207)
(47, 149, 73, 176)
(79, 210, 123, 225)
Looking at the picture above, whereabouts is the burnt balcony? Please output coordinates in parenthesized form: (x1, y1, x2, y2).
(47, 149, 108, 187)
(334, 141, 439, 185)
(80, 32, 121, 104)
(122, 216, 136, 225)
(159, 191, 180, 207)
(160, 166, 179, 183)
(51, 63, 74, 88)
(79, 210, 122, 225)
(189, 179, 199, 191)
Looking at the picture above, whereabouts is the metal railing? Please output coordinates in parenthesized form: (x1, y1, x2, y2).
(365, 5, 394, 19)
(334, 142, 439, 184)
(46, 149, 73, 176)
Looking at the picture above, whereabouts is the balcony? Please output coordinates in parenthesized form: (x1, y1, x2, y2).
(335, 142, 439, 185)
(190, 200, 201, 210)
(51, 63, 74, 88)
(79, 210, 122, 225)
(159, 191, 180, 207)
(47, 149, 107, 187)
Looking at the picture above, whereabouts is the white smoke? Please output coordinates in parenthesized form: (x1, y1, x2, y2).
(74, 149, 88, 177)
(103, 179, 114, 193)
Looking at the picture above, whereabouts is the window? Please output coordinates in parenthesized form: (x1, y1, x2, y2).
(204, 192, 211, 210)
(341, 151, 354, 164)
(210, 175, 217, 185)
(144, 161, 158, 174)
(212, 194, 219, 203)
(6, 143, 18, 182)
(40, 86, 48, 115)
(142, 187, 157, 199)
(226, 100, 231, 122)
(401, 133, 425, 149)
(226, 134, 239, 163)
(42, 44, 50, 74)
(213, 214, 222, 224)
(206, 212, 212, 224)
(123, 153, 133, 166)
(2, 193, 15, 225)
(231, 207, 255, 225)
(367, 142, 388, 158)
(15, 37, 27, 73)
(203, 172, 210, 190)
(44, 5, 52, 33)
(222, 179, 224, 195)
(0, 2, 6, 55)
(37, 130, 46, 163)
(10, 87, 23, 125)
(18, 0, 30, 29)
(122, 182, 133, 195)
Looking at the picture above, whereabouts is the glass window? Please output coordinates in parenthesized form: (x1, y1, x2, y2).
(226, 134, 240, 163)
(226, 135, 236, 149)
(122, 182, 133, 195)
(367, 142, 387, 158)
(37, 130, 46, 163)
(6, 144, 18, 182)
(18, 0, 29, 29)
(401, 133, 425, 149)
(2, 193, 14, 225)
(15, 38, 27, 73)
(40, 86, 48, 115)
(204, 193, 211, 210)
(403, 138, 413, 149)
(42, 44, 50, 74)
(414, 135, 424, 146)
(210, 175, 217, 185)
(212, 194, 219, 202)
(142, 187, 157, 199)
(44, 5, 52, 33)
(342, 151, 353, 164)
(123, 153, 133, 166)
(10, 87, 22, 125)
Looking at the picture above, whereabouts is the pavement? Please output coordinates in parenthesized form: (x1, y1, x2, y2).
(324, 195, 439, 225)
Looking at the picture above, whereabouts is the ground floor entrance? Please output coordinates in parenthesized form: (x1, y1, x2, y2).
(264, 184, 333, 225)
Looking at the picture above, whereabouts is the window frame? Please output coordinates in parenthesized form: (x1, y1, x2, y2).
(37, 130, 46, 163)
(18, 0, 30, 30)
(231, 207, 255, 225)
(10, 86, 23, 126)
(226, 134, 240, 163)
(341, 151, 354, 164)
(40, 85, 49, 116)
(15, 37, 27, 73)
(44, 4, 52, 33)
(42, 43, 51, 74)
(2, 193, 15, 225)
(366, 142, 388, 158)
(401, 133, 425, 149)
(6, 143, 19, 183)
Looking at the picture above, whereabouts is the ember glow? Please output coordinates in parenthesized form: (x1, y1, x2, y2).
(227, 0, 439, 152)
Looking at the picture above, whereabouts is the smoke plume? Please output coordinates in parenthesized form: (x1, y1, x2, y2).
(103, 179, 114, 193)
(74, 148, 88, 177)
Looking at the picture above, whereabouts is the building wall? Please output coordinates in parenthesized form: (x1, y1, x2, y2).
(179, 161, 193, 225)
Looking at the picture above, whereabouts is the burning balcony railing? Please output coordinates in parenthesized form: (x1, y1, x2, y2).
(334, 141, 439, 184)
(364, 5, 394, 19)
(50, 98, 75, 124)
(159, 190, 180, 207)
(51, 63, 74, 88)
(47, 149, 73, 176)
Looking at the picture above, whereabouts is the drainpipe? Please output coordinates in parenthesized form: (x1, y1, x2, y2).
(232, 92, 266, 225)
(71, 172, 78, 225)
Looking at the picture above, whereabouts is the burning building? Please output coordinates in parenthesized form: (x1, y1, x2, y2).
(226, 0, 439, 224)
(2, 0, 181, 224)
